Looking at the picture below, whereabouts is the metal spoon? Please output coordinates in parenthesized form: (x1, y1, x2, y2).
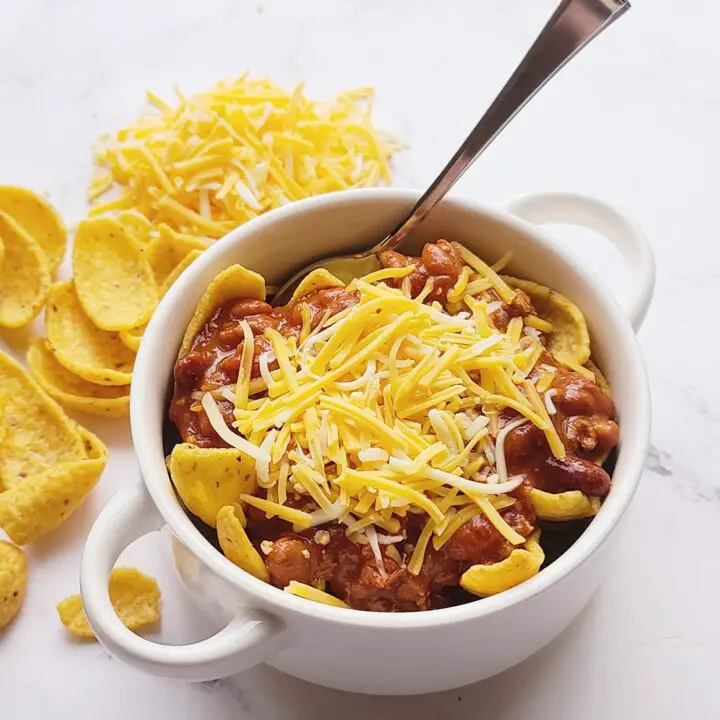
(272, 0, 630, 305)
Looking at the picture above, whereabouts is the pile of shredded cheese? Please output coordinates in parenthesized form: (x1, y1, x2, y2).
(199, 243, 567, 577)
(88, 75, 401, 240)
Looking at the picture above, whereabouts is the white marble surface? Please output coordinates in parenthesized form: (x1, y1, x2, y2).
(1, 0, 719, 717)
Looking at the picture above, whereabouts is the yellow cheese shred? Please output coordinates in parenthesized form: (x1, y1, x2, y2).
(234, 321, 254, 410)
(338, 470, 444, 524)
(319, 395, 409, 451)
(556, 352, 596, 381)
(240, 493, 313, 529)
(265, 329, 299, 392)
(292, 464, 333, 512)
(522, 380, 566, 459)
(407, 517, 436, 576)
(90, 77, 400, 243)
(285, 580, 349, 608)
(451, 242, 516, 304)
(526, 315, 553, 333)
(473, 497, 525, 545)
(358, 265, 416, 285)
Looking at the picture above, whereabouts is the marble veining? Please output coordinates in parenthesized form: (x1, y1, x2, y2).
(2, 0, 719, 718)
(646, 445, 673, 478)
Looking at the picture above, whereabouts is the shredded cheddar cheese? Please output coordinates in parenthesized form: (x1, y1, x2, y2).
(89, 77, 402, 241)
(195, 243, 595, 580)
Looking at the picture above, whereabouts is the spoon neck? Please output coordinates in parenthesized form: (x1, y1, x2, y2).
(375, 0, 629, 255)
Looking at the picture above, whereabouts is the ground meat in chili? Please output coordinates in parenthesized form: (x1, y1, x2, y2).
(503, 363, 618, 497)
(255, 495, 536, 611)
(169, 285, 359, 447)
(483, 286, 535, 332)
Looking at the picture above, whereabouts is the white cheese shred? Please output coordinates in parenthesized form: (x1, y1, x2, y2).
(201, 393, 264, 461)
(365, 525, 387, 580)
(494, 418, 527, 484)
(544, 388, 558, 415)
(358, 447, 390, 463)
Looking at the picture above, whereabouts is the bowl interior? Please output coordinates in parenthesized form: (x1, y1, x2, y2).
(133, 188, 649, 626)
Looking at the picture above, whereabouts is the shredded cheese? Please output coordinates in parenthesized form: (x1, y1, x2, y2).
(544, 388, 558, 415)
(201, 393, 264, 461)
(526, 315, 553, 333)
(365, 525, 387, 580)
(233, 321, 254, 410)
(387, 458, 525, 497)
(473, 496, 525, 545)
(90, 78, 401, 242)
(285, 581, 350, 608)
(358, 447, 389, 463)
(186, 241, 602, 583)
(338, 470, 444, 524)
(556, 352, 596, 381)
(451, 242, 516, 304)
(522, 380, 566, 459)
(240, 493, 313, 529)
(407, 518, 435, 576)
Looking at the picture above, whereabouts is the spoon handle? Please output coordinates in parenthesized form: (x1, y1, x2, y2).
(372, 0, 630, 255)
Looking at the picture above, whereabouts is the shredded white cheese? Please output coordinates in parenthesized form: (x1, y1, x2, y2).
(365, 526, 387, 580)
(494, 418, 527, 484)
(201, 393, 265, 460)
(544, 388, 558, 415)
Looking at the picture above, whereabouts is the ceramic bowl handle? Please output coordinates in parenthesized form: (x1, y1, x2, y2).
(80, 482, 288, 681)
(503, 191, 655, 331)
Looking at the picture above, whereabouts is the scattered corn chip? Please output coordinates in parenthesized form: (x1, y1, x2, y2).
(117, 210, 153, 245)
(291, 268, 345, 302)
(73, 218, 158, 331)
(0, 541, 27, 631)
(0, 426, 107, 544)
(0, 211, 50, 328)
(0, 350, 86, 489)
(144, 225, 207, 285)
(57, 567, 160, 639)
(45, 281, 135, 386)
(119, 248, 205, 353)
(160, 248, 204, 295)
(119, 325, 144, 353)
(26, 339, 130, 418)
(77, 426, 108, 461)
(0, 186, 67, 270)
(528, 488, 597, 521)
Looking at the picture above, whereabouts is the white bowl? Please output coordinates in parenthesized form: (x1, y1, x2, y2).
(80, 188, 654, 695)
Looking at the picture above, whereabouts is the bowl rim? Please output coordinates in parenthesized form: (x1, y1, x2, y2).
(132, 187, 650, 629)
